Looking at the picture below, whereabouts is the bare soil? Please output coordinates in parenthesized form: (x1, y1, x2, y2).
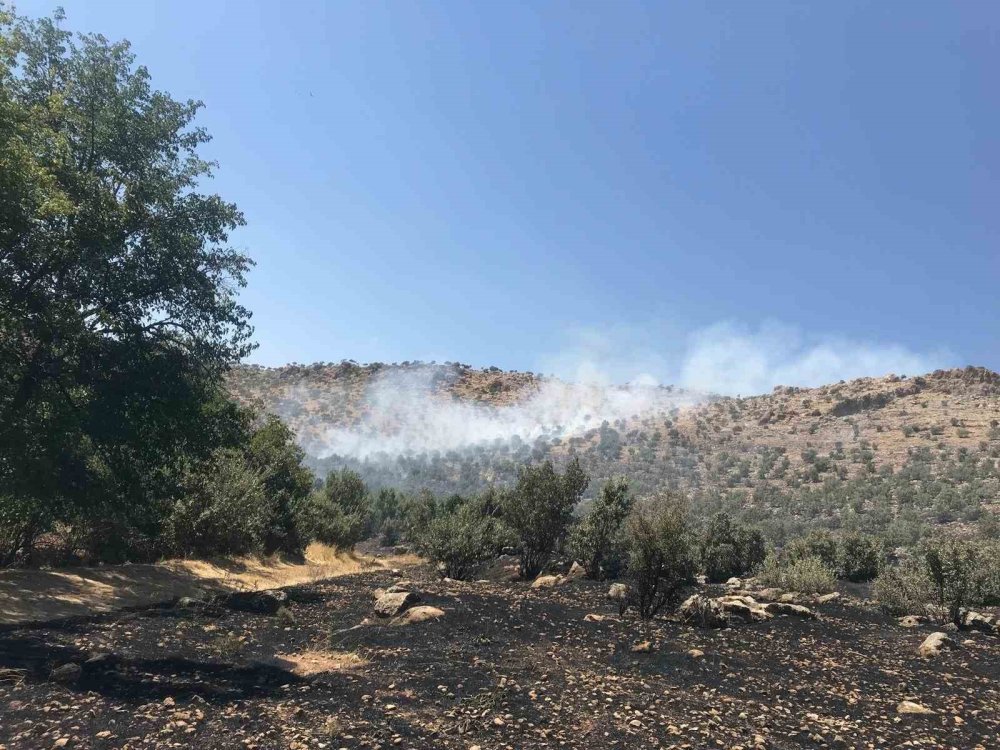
(1, 565, 997, 749)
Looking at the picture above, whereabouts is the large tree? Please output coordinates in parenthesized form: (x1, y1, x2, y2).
(0, 7, 254, 559)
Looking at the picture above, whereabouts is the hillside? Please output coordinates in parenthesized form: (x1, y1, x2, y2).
(229, 362, 1000, 540)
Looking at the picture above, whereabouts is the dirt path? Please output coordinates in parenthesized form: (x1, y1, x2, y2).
(0, 543, 417, 626)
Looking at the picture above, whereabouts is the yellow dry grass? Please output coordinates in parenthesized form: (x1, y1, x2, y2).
(0, 543, 418, 626)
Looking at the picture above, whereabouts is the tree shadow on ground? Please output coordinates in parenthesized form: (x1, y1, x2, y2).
(0, 632, 300, 704)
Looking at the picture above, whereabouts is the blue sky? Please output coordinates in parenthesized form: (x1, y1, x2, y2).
(20, 1, 999, 391)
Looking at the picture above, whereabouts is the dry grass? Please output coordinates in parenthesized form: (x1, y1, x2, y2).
(0, 543, 418, 626)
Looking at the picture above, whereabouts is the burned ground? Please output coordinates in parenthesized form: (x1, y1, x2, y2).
(1, 566, 997, 750)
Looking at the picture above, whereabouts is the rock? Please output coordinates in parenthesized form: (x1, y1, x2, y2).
(717, 595, 772, 622)
(764, 602, 818, 619)
(83, 653, 116, 671)
(756, 588, 783, 601)
(961, 610, 998, 635)
(374, 590, 420, 617)
(176, 596, 201, 608)
(386, 582, 416, 594)
(918, 631, 955, 658)
(607, 583, 628, 601)
(678, 594, 728, 628)
(583, 613, 607, 623)
(395, 606, 445, 625)
(898, 614, 927, 628)
(389, 568, 403, 577)
(897, 700, 935, 715)
(630, 640, 653, 653)
(725, 577, 742, 588)
(223, 589, 288, 615)
(565, 561, 586, 581)
(686, 648, 705, 658)
(778, 592, 799, 603)
(814, 592, 840, 604)
(531, 574, 562, 588)
(50, 663, 82, 683)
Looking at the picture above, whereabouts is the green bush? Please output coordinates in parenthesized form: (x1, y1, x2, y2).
(923, 536, 992, 624)
(624, 497, 696, 619)
(873, 558, 933, 616)
(418, 502, 502, 580)
(699, 512, 767, 582)
(165, 449, 272, 557)
(836, 533, 882, 581)
(758, 554, 836, 594)
(784, 530, 839, 571)
(568, 477, 632, 579)
(304, 469, 370, 550)
(500, 459, 589, 579)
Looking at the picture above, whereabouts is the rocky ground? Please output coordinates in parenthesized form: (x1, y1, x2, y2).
(1, 564, 997, 750)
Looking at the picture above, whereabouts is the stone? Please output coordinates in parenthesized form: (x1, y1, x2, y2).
(374, 590, 420, 617)
(961, 610, 998, 636)
(630, 641, 653, 653)
(918, 631, 955, 658)
(395, 606, 445, 625)
(686, 648, 705, 658)
(607, 583, 628, 601)
(223, 589, 288, 615)
(531, 574, 561, 588)
(583, 613, 607, 623)
(897, 700, 935, 715)
(565, 561, 586, 581)
(814, 592, 840, 604)
(725, 577, 742, 588)
(764, 602, 818, 619)
(898, 615, 927, 628)
(50, 663, 82, 683)
(678, 594, 728, 628)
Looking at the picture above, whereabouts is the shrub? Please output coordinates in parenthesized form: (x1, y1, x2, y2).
(836, 533, 882, 581)
(568, 477, 632, 579)
(784, 530, 839, 571)
(165, 449, 272, 556)
(304, 469, 370, 550)
(923, 536, 991, 625)
(624, 497, 696, 619)
(500, 459, 589, 579)
(873, 558, 933, 616)
(758, 554, 836, 595)
(419, 502, 502, 580)
(699, 512, 767, 582)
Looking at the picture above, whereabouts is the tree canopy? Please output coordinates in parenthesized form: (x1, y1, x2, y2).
(0, 7, 255, 560)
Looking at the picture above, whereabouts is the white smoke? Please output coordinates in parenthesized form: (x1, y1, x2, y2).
(315, 366, 695, 461)
(677, 322, 950, 396)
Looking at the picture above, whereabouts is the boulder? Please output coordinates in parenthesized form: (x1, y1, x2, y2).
(395, 606, 445, 625)
(755, 588, 783, 601)
(374, 590, 420, 617)
(531, 575, 562, 589)
(918, 631, 955, 658)
(386, 582, 415, 594)
(778, 592, 799, 604)
(724, 577, 742, 588)
(678, 594, 728, 628)
(607, 583, 628, 601)
(898, 615, 927, 628)
(718, 597, 772, 623)
(764, 602, 818, 619)
(897, 700, 935, 715)
(583, 613, 608, 623)
(961, 610, 998, 636)
(686, 648, 705, 659)
(565, 561, 587, 581)
(223, 589, 288, 615)
(814, 592, 840, 605)
(50, 663, 82, 683)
